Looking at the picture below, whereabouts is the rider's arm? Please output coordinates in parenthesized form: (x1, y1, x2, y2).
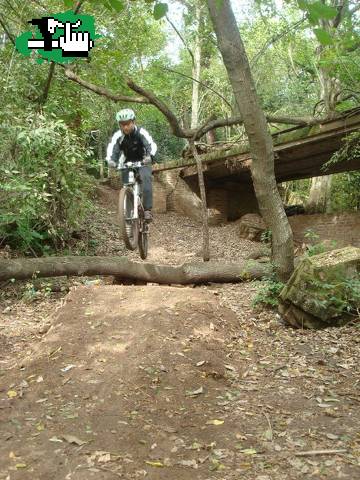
(139, 127, 157, 160)
(106, 131, 123, 168)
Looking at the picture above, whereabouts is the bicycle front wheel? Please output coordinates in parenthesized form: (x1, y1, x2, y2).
(118, 187, 139, 250)
(138, 222, 148, 260)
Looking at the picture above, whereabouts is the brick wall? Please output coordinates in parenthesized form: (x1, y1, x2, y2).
(98, 174, 167, 214)
(156, 171, 202, 219)
(154, 170, 360, 247)
(289, 212, 360, 247)
(207, 189, 228, 225)
(157, 171, 179, 211)
(153, 179, 167, 213)
(227, 184, 259, 220)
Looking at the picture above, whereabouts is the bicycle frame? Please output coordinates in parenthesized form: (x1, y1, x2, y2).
(119, 161, 143, 220)
(118, 160, 149, 258)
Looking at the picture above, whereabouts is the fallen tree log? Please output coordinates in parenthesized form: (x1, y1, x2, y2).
(0, 256, 270, 284)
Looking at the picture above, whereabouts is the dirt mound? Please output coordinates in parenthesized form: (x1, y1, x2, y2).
(1, 285, 244, 479)
(1, 199, 360, 479)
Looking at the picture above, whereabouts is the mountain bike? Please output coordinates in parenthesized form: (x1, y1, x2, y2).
(118, 161, 149, 259)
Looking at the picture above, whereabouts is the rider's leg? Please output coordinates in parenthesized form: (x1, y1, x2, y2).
(121, 168, 129, 186)
(139, 165, 153, 222)
(139, 165, 153, 211)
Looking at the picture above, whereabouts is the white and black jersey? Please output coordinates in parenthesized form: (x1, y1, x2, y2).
(106, 126, 157, 167)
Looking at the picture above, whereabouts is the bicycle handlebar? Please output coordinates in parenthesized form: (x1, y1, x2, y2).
(119, 161, 143, 170)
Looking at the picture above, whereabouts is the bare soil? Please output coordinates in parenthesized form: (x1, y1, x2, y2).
(0, 188, 359, 479)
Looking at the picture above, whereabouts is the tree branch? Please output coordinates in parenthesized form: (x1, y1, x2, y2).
(332, 1, 347, 29)
(189, 139, 210, 261)
(251, 18, 306, 66)
(266, 114, 320, 125)
(37, 61, 56, 106)
(163, 66, 233, 109)
(166, 14, 194, 65)
(192, 114, 321, 140)
(63, 69, 325, 139)
(0, 14, 15, 45)
(126, 78, 188, 136)
(0, 256, 269, 283)
(64, 67, 149, 104)
(192, 115, 243, 139)
(74, 0, 85, 14)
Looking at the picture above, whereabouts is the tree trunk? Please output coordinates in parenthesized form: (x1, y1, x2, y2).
(190, 1, 202, 129)
(190, 139, 210, 261)
(0, 256, 269, 284)
(310, 22, 340, 214)
(206, 129, 216, 144)
(188, 3, 209, 260)
(207, 0, 294, 281)
(306, 175, 332, 213)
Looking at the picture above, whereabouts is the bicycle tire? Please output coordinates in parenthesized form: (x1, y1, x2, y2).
(138, 223, 148, 260)
(118, 187, 139, 250)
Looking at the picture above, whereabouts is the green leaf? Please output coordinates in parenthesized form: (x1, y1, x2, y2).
(101, 0, 124, 11)
(297, 0, 308, 11)
(314, 28, 333, 46)
(153, 2, 168, 20)
(108, 0, 125, 12)
(310, 1, 337, 20)
(64, 0, 73, 7)
(307, 10, 320, 25)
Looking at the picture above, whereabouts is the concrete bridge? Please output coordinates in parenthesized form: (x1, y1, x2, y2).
(152, 108, 360, 222)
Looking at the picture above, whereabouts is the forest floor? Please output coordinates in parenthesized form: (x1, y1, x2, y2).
(0, 186, 360, 480)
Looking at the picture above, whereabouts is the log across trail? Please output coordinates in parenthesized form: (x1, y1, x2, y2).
(0, 256, 269, 284)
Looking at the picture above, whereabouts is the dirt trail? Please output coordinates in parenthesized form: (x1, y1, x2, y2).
(1, 285, 242, 479)
(1, 281, 360, 479)
(1, 190, 360, 479)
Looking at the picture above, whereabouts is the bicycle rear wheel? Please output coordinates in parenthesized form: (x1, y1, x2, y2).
(118, 187, 139, 250)
(138, 220, 148, 260)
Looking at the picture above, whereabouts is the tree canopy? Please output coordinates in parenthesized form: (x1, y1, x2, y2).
(0, 0, 359, 256)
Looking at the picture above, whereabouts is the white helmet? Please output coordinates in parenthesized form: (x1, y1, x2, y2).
(116, 108, 135, 122)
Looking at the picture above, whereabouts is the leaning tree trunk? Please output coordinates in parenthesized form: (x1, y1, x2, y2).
(0, 256, 269, 283)
(190, 1, 202, 130)
(189, 139, 210, 261)
(189, 2, 209, 261)
(207, 0, 294, 281)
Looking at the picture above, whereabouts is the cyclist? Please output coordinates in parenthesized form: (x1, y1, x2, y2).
(106, 108, 157, 222)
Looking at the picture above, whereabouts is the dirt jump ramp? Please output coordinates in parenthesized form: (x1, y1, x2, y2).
(1, 285, 245, 479)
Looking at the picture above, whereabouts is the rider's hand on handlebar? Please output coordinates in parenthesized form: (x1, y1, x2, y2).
(108, 160, 117, 168)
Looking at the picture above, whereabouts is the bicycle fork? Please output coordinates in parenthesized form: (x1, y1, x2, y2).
(132, 181, 140, 220)
(125, 171, 140, 220)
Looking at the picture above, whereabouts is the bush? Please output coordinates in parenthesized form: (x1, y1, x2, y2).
(252, 272, 285, 309)
(303, 229, 337, 257)
(308, 277, 360, 319)
(324, 132, 360, 211)
(0, 114, 94, 254)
